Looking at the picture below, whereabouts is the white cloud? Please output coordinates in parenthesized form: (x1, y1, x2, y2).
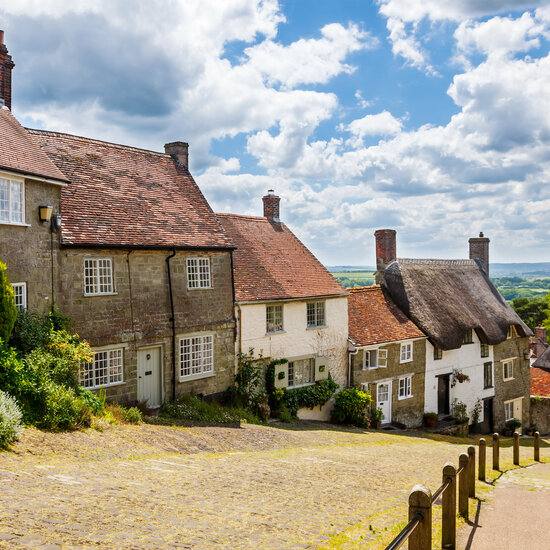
(344, 111, 403, 147)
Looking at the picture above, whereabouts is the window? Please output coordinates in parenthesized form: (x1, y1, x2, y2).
(306, 301, 325, 328)
(484, 361, 493, 388)
(503, 359, 514, 381)
(266, 304, 283, 333)
(288, 358, 314, 387)
(84, 258, 114, 295)
(433, 346, 443, 360)
(364, 349, 388, 369)
(398, 376, 412, 399)
(0, 177, 24, 224)
(504, 401, 515, 421)
(377, 383, 389, 402)
(186, 257, 211, 289)
(179, 334, 214, 379)
(11, 282, 26, 311)
(400, 342, 413, 363)
(462, 329, 473, 344)
(507, 326, 517, 339)
(480, 343, 489, 358)
(80, 348, 124, 389)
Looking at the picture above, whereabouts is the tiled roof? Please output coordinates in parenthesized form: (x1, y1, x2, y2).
(27, 130, 233, 249)
(0, 108, 68, 182)
(531, 366, 550, 397)
(348, 285, 425, 346)
(216, 213, 346, 302)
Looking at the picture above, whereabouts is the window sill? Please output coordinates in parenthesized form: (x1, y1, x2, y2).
(287, 382, 315, 389)
(400, 358, 413, 364)
(0, 221, 30, 227)
(398, 394, 413, 401)
(83, 292, 118, 297)
(306, 325, 327, 330)
(503, 377, 514, 382)
(179, 371, 216, 383)
(484, 385, 494, 389)
(82, 380, 125, 391)
(187, 287, 213, 291)
(266, 330, 286, 336)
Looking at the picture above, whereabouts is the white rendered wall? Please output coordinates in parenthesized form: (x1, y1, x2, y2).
(425, 334, 495, 423)
(239, 296, 349, 389)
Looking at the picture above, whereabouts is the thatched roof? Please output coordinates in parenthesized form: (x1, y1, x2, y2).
(383, 258, 532, 350)
(533, 346, 550, 369)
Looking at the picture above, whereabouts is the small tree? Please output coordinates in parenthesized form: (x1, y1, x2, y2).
(0, 262, 17, 344)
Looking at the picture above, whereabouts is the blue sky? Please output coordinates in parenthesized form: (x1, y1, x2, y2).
(2, 0, 550, 265)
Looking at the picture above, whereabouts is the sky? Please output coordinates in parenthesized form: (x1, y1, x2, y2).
(2, 0, 550, 266)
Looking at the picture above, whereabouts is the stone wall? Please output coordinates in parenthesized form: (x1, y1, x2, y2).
(493, 336, 531, 432)
(351, 339, 426, 427)
(2, 177, 62, 312)
(530, 397, 550, 435)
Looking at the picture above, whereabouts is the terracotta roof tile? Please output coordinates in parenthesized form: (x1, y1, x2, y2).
(348, 285, 425, 346)
(531, 366, 550, 396)
(27, 130, 233, 249)
(0, 108, 68, 182)
(216, 213, 346, 302)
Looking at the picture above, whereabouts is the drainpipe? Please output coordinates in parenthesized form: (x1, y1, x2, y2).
(348, 342, 359, 387)
(166, 248, 177, 401)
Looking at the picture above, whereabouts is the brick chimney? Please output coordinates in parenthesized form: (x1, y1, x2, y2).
(374, 229, 396, 284)
(534, 326, 548, 358)
(164, 142, 189, 169)
(469, 232, 490, 276)
(262, 189, 280, 221)
(0, 30, 15, 110)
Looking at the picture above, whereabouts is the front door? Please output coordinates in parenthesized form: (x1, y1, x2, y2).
(137, 346, 162, 408)
(377, 381, 392, 424)
(437, 374, 450, 416)
(482, 397, 494, 433)
(514, 399, 523, 434)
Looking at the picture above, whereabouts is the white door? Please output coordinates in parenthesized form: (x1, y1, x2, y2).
(137, 347, 162, 408)
(514, 399, 523, 434)
(377, 381, 392, 424)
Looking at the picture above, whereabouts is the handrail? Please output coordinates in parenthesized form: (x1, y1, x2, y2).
(431, 476, 451, 504)
(456, 464, 465, 475)
(385, 512, 423, 550)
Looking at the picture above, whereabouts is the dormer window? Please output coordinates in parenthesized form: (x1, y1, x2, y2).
(433, 346, 443, 360)
(507, 326, 517, 339)
(462, 329, 473, 345)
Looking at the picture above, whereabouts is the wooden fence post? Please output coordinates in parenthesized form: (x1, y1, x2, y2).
(492, 432, 500, 471)
(458, 453, 469, 520)
(467, 445, 475, 498)
(513, 431, 520, 465)
(535, 431, 540, 462)
(478, 438, 486, 482)
(409, 485, 432, 550)
(442, 463, 456, 550)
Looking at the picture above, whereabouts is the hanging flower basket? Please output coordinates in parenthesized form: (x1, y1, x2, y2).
(450, 369, 470, 388)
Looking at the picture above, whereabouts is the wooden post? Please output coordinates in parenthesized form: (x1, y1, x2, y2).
(409, 485, 432, 550)
(492, 432, 500, 471)
(478, 438, 486, 482)
(467, 445, 475, 498)
(458, 452, 469, 519)
(513, 431, 520, 465)
(442, 463, 456, 550)
(535, 431, 540, 462)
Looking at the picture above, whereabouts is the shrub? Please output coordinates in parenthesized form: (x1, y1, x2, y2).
(451, 399, 468, 423)
(105, 403, 142, 424)
(227, 351, 265, 409)
(10, 310, 52, 354)
(331, 387, 372, 427)
(0, 261, 17, 344)
(0, 390, 23, 447)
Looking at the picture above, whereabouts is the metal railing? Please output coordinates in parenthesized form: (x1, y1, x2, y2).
(385, 431, 542, 550)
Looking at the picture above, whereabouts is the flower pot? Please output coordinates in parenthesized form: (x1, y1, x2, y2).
(425, 417, 437, 427)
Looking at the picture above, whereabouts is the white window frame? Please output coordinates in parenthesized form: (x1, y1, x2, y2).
(80, 347, 124, 389)
(179, 332, 214, 381)
(502, 358, 515, 381)
(186, 257, 211, 290)
(11, 282, 27, 311)
(400, 342, 413, 363)
(306, 301, 326, 328)
(266, 304, 284, 333)
(398, 376, 412, 400)
(0, 176, 25, 225)
(363, 348, 388, 370)
(83, 258, 115, 296)
(287, 357, 315, 388)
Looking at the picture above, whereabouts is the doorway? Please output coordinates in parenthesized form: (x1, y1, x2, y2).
(437, 374, 450, 416)
(137, 346, 163, 408)
(377, 381, 392, 424)
(482, 397, 494, 433)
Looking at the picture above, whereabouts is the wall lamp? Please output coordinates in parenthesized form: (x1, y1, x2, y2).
(38, 205, 53, 223)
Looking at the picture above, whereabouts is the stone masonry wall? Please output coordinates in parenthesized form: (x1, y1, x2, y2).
(58, 249, 235, 402)
(351, 339, 426, 427)
(493, 336, 531, 431)
(2, 178, 62, 313)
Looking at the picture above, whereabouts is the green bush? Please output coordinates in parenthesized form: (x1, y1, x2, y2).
(331, 387, 372, 427)
(0, 261, 17, 344)
(105, 403, 142, 424)
(10, 310, 52, 354)
(0, 390, 23, 447)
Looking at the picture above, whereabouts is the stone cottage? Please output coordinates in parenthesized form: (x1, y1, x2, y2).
(217, 191, 349, 420)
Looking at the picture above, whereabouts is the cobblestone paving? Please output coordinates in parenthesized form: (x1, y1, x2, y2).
(0, 423, 505, 549)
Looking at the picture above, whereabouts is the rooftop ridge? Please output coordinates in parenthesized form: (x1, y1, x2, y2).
(26, 128, 169, 158)
(349, 285, 381, 293)
(397, 258, 478, 266)
(216, 212, 270, 222)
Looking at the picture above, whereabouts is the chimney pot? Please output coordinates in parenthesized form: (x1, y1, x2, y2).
(469, 232, 490, 276)
(164, 141, 189, 169)
(262, 190, 280, 221)
(0, 30, 4, 45)
(374, 229, 396, 284)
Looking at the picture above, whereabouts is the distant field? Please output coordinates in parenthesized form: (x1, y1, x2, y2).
(331, 270, 376, 288)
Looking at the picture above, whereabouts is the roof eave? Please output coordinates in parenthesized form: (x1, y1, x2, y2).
(0, 164, 70, 185)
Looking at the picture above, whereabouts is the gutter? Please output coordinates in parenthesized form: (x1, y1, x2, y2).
(348, 340, 360, 387)
(166, 248, 177, 401)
